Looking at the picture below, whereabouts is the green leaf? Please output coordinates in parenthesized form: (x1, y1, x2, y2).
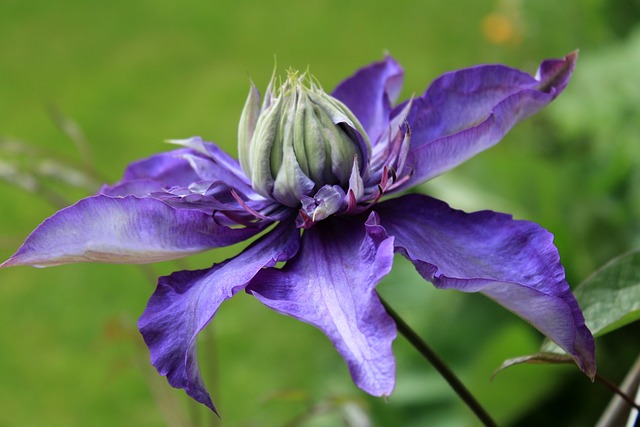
(573, 250, 640, 337)
(508, 250, 640, 363)
(494, 352, 575, 377)
(541, 249, 640, 356)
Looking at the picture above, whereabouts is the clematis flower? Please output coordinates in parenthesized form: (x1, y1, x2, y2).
(1, 53, 595, 413)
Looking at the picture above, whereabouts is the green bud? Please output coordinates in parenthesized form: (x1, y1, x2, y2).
(238, 70, 370, 207)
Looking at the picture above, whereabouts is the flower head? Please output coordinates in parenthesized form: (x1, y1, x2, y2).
(1, 52, 595, 413)
(239, 69, 370, 208)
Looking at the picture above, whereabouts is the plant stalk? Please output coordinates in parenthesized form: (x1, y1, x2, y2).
(380, 297, 498, 427)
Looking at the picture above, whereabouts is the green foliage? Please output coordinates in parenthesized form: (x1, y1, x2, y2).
(538, 250, 640, 356)
(574, 251, 640, 337)
(498, 249, 640, 415)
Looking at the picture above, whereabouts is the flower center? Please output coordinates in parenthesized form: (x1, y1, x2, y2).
(238, 70, 371, 207)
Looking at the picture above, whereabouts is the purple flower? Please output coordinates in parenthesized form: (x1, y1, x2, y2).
(1, 53, 595, 413)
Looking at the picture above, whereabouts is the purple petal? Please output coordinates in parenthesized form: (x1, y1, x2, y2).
(101, 139, 253, 197)
(171, 137, 253, 190)
(299, 185, 346, 226)
(332, 56, 404, 144)
(100, 148, 201, 196)
(1, 195, 265, 268)
(374, 194, 596, 378)
(149, 181, 286, 226)
(398, 52, 577, 188)
(138, 219, 300, 412)
(247, 213, 397, 396)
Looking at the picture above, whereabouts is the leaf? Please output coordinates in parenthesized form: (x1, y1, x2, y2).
(494, 352, 575, 378)
(503, 250, 640, 366)
(542, 250, 640, 355)
(573, 250, 640, 337)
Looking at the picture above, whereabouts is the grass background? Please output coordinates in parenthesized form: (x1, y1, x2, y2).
(1, 0, 639, 426)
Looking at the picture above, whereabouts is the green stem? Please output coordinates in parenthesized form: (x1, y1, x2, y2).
(380, 297, 498, 427)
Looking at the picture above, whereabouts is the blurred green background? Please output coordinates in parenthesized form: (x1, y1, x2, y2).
(1, 0, 639, 426)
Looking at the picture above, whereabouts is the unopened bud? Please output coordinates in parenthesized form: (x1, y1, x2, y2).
(238, 70, 370, 207)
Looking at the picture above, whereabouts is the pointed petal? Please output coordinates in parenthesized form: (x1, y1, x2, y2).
(170, 137, 252, 188)
(101, 139, 253, 197)
(399, 53, 577, 188)
(247, 213, 397, 396)
(299, 185, 346, 225)
(1, 195, 265, 268)
(375, 194, 596, 378)
(332, 56, 404, 144)
(347, 158, 364, 202)
(237, 83, 262, 176)
(138, 219, 300, 412)
(100, 148, 202, 196)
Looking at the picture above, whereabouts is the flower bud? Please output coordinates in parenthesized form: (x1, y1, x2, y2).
(238, 70, 370, 207)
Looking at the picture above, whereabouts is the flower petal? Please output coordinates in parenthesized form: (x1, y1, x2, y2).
(100, 148, 202, 196)
(1, 195, 265, 268)
(247, 213, 397, 396)
(374, 194, 596, 378)
(137, 219, 300, 412)
(101, 139, 253, 197)
(299, 185, 346, 225)
(170, 137, 253, 189)
(399, 52, 577, 187)
(332, 56, 404, 144)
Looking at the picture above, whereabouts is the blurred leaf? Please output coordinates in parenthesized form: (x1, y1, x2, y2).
(494, 353, 575, 376)
(48, 106, 93, 172)
(277, 396, 372, 427)
(573, 250, 640, 337)
(0, 137, 100, 209)
(340, 402, 371, 427)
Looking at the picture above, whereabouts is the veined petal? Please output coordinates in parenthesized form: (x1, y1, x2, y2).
(374, 194, 596, 378)
(101, 139, 253, 197)
(299, 185, 346, 225)
(1, 195, 265, 268)
(171, 137, 252, 188)
(247, 213, 397, 396)
(138, 219, 300, 412)
(100, 148, 202, 196)
(332, 55, 404, 144)
(398, 52, 577, 188)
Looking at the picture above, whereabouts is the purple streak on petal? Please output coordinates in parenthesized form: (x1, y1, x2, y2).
(397, 53, 577, 188)
(1, 195, 265, 268)
(375, 194, 596, 378)
(138, 219, 300, 412)
(247, 213, 397, 396)
(332, 56, 404, 144)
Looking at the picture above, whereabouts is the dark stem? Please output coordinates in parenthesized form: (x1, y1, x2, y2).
(380, 297, 498, 427)
(595, 373, 640, 411)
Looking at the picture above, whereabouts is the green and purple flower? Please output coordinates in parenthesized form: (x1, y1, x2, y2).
(1, 53, 595, 412)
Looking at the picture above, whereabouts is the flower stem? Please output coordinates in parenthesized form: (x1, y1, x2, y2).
(380, 297, 498, 427)
(595, 372, 640, 411)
